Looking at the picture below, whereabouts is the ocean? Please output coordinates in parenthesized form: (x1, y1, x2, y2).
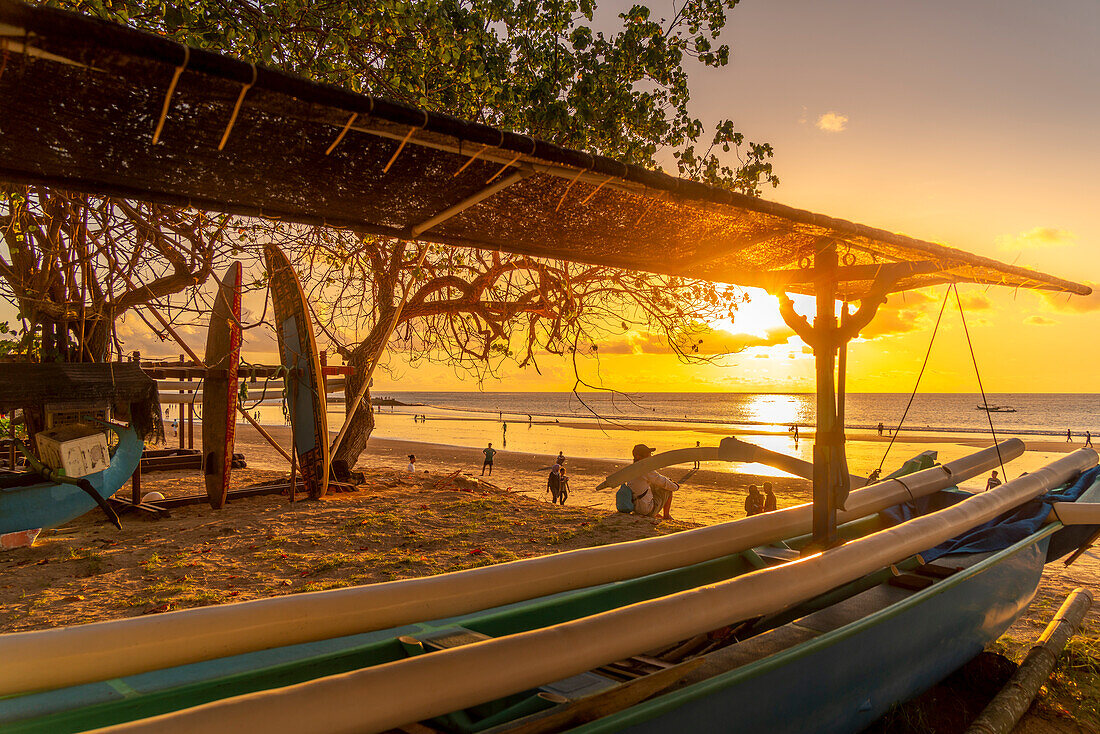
(372, 392, 1100, 437)
(227, 391, 1098, 488)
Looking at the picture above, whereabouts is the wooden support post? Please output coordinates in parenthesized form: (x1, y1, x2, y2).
(131, 463, 142, 505)
(811, 242, 841, 550)
(178, 355, 185, 449)
(187, 373, 194, 450)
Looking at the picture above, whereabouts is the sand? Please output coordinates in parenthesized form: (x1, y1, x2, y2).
(1, 426, 1096, 731)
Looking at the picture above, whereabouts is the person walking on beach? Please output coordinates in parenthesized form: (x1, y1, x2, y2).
(407, 454, 416, 473)
(763, 483, 777, 513)
(877, 422, 884, 437)
(1086, 431, 1093, 447)
(625, 444, 678, 520)
(693, 441, 700, 469)
(547, 462, 562, 503)
(481, 443, 497, 476)
(986, 471, 1002, 491)
(744, 485, 764, 517)
(558, 466, 570, 505)
(557, 451, 565, 465)
(1067, 429, 1073, 442)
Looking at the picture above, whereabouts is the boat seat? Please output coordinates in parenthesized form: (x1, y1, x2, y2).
(412, 627, 619, 701)
(753, 545, 802, 564)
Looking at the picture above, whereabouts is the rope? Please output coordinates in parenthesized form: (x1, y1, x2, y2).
(877, 286, 951, 473)
(952, 283, 1007, 481)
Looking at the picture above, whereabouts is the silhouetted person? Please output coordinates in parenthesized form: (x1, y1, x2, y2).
(986, 471, 1002, 491)
(763, 482, 777, 513)
(744, 485, 764, 516)
(481, 443, 496, 476)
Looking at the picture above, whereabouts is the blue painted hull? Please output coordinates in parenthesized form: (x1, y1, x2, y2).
(576, 531, 1053, 734)
(0, 426, 143, 534)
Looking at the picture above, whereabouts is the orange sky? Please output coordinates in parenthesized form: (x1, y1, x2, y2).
(6, 1, 1098, 394)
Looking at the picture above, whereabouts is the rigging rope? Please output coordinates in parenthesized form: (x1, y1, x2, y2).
(952, 283, 1008, 481)
(877, 286, 951, 473)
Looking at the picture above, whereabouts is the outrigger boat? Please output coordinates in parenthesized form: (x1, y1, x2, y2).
(0, 2, 1097, 731)
(976, 404, 1017, 413)
(0, 363, 161, 548)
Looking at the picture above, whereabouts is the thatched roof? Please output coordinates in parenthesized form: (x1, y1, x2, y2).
(0, 0, 1090, 299)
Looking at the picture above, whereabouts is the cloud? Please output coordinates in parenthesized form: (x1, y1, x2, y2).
(957, 293, 992, 311)
(596, 326, 794, 356)
(815, 112, 848, 133)
(1024, 315, 1056, 326)
(995, 227, 1076, 252)
(1039, 283, 1100, 313)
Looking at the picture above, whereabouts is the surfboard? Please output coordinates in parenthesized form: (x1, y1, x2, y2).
(202, 261, 242, 509)
(265, 244, 330, 499)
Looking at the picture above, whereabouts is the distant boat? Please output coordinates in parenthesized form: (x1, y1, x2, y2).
(977, 404, 1017, 413)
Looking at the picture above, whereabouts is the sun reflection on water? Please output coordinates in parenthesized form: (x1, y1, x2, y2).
(742, 393, 806, 428)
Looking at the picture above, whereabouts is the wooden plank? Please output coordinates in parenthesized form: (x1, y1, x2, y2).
(478, 659, 704, 734)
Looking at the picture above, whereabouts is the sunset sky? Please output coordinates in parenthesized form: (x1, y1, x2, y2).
(13, 1, 1099, 394)
(375, 0, 1100, 393)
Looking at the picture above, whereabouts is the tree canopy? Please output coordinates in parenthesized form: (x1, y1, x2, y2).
(3, 0, 779, 464)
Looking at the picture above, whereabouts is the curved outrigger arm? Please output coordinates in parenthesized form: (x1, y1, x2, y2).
(595, 436, 867, 490)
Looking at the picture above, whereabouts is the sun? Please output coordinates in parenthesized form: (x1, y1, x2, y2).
(709, 288, 788, 338)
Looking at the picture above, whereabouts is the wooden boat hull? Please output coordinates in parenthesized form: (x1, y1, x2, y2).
(0, 425, 143, 536)
(576, 532, 1050, 734)
(202, 261, 242, 509)
(264, 244, 329, 499)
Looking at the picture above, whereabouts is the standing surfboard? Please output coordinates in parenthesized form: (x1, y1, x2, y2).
(265, 244, 330, 499)
(202, 261, 243, 509)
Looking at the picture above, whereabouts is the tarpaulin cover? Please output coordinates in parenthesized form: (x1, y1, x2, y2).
(884, 465, 1100, 562)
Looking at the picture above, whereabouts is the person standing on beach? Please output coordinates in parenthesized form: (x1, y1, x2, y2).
(877, 422, 884, 437)
(547, 462, 562, 503)
(745, 485, 764, 516)
(625, 444, 678, 520)
(482, 443, 497, 476)
(986, 471, 1002, 491)
(693, 441, 700, 469)
(763, 483, 777, 513)
(557, 451, 565, 465)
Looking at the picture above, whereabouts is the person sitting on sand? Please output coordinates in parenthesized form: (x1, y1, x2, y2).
(763, 482, 777, 513)
(625, 444, 678, 520)
(407, 454, 416, 473)
(482, 443, 496, 476)
(744, 485, 764, 516)
(986, 471, 1002, 491)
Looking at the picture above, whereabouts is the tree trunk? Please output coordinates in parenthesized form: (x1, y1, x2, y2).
(334, 346, 377, 469)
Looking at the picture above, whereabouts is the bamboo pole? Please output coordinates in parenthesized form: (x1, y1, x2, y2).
(0, 440, 1029, 696)
(329, 245, 428, 457)
(965, 588, 1093, 734)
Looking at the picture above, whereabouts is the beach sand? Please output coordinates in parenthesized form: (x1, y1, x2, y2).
(1, 426, 1096, 731)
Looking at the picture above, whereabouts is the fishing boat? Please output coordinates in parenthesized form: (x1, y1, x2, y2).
(976, 404, 1017, 413)
(0, 2, 1097, 731)
(0, 363, 161, 548)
